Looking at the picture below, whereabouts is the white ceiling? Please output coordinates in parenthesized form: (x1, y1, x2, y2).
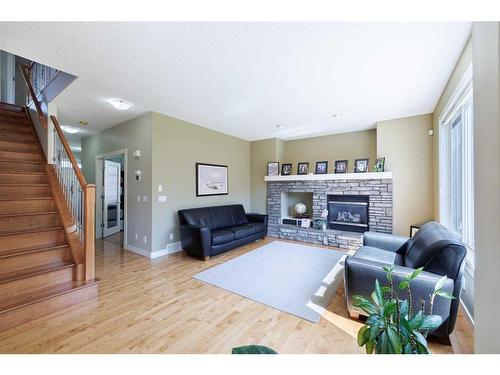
(0, 22, 471, 140)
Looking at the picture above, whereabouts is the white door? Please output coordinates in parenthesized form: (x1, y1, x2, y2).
(103, 160, 122, 237)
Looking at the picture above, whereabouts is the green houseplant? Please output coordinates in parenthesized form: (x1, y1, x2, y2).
(353, 266, 455, 354)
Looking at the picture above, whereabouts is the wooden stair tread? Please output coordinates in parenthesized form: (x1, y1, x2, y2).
(0, 149, 40, 155)
(0, 158, 41, 164)
(0, 196, 53, 201)
(0, 103, 24, 112)
(0, 260, 74, 285)
(0, 139, 38, 146)
(0, 210, 58, 219)
(0, 171, 46, 176)
(0, 183, 49, 187)
(0, 242, 68, 259)
(0, 278, 99, 313)
(0, 225, 63, 237)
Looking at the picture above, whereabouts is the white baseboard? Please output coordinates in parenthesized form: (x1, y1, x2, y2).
(125, 242, 183, 259)
(460, 299, 475, 328)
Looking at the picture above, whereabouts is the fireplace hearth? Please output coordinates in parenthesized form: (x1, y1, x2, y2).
(327, 194, 369, 233)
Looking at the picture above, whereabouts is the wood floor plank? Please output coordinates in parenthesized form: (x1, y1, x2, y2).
(0, 233, 474, 353)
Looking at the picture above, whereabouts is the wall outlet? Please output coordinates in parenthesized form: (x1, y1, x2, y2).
(137, 195, 141, 202)
(135, 233, 139, 240)
(158, 195, 167, 203)
(143, 235, 147, 244)
(169, 233, 174, 240)
(142, 195, 147, 203)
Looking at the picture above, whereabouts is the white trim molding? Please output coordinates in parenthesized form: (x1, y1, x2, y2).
(264, 172, 392, 182)
(125, 242, 183, 259)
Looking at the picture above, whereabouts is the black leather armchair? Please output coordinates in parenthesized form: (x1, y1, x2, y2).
(178, 205, 268, 260)
(344, 221, 466, 337)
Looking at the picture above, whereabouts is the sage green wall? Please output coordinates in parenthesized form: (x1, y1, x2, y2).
(376, 114, 434, 236)
(250, 138, 284, 213)
(81, 113, 153, 252)
(151, 112, 251, 252)
(283, 130, 377, 174)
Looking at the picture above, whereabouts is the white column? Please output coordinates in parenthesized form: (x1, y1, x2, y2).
(472, 22, 500, 354)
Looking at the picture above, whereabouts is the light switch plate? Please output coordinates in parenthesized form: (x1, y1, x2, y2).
(142, 195, 147, 202)
(158, 185, 163, 192)
(158, 195, 167, 203)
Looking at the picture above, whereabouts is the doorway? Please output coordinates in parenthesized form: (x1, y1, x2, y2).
(95, 149, 127, 248)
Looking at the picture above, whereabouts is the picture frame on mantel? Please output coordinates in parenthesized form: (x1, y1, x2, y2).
(297, 162, 309, 175)
(315, 161, 328, 174)
(354, 158, 370, 173)
(281, 163, 292, 175)
(196, 163, 228, 196)
(334, 160, 348, 173)
(267, 162, 279, 176)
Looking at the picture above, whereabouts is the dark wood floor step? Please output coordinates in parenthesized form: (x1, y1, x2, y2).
(0, 159, 43, 173)
(0, 150, 41, 162)
(0, 103, 24, 113)
(0, 243, 70, 276)
(0, 130, 36, 143)
(0, 278, 99, 313)
(0, 226, 66, 252)
(0, 260, 74, 285)
(0, 109, 27, 118)
(0, 140, 39, 153)
(0, 184, 52, 198)
(0, 211, 60, 231)
(0, 172, 47, 184)
(0, 115, 28, 125)
(0, 197, 56, 215)
(0, 122, 32, 134)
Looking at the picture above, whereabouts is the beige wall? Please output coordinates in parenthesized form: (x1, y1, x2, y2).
(81, 113, 153, 251)
(250, 138, 283, 212)
(283, 130, 377, 174)
(377, 114, 434, 236)
(433, 38, 472, 220)
(151, 112, 251, 251)
(472, 22, 500, 354)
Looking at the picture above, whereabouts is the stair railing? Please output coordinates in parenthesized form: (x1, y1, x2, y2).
(51, 115, 96, 281)
(18, 63, 96, 281)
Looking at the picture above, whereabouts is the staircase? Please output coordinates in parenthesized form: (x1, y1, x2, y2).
(0, 102, 99, 331)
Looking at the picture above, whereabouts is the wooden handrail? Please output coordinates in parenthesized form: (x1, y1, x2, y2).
(19, 64, 47, 129)
(50, 115, 88, 188)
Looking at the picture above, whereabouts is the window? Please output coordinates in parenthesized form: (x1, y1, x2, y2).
(439, 65, 474, 266)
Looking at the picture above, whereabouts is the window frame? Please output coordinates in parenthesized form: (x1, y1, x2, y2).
(438, 64, 474, 268)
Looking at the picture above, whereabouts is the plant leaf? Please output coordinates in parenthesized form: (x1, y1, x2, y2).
(435, 290, 456, 300)
(412, 330, 428, 348)
(409, 311, 424, 330)
(353, 295, 379, 315)
(385, 299, 397, 317)
(398, 280, 409, 290)
(371, 279, 384, 307)
(399, 300, 409, 318)
(409, 267, 424, 280)
(403, 343, 413, 354)
(386, 325, 403, 354)
(366, 340, 374, 354)
(420, 315, 443, 330)
(357, 325, 369, 346)
(231, 345, 278, 354)
(434, 275, 448, 292)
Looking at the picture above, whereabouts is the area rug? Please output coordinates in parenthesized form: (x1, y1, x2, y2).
(193, 241, 346, 323)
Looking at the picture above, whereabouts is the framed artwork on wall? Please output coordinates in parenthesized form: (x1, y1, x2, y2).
(267, 162, 279, 176)
(196, 163, 228, 196)
(297, 162, 309, 175)
(354, 158, 370, 173)
(334, 160, 348, 173)
(315, 161, 328, 174)
(281, 163, 292, 175)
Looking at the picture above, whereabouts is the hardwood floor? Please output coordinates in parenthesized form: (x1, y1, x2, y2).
(0, 236, 473, 353)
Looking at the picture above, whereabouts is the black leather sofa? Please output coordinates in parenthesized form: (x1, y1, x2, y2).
(178, 204, 268, 260)
(344, 221, 466, 337)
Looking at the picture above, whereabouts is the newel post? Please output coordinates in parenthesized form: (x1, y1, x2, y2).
(84, 184, 96, 281)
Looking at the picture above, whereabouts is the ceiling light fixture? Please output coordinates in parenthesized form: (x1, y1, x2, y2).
(276, 124, 284, 129)
(109, 98, 133, 110)
(332, 113, 343, 119)
(61, 126, 80, 134)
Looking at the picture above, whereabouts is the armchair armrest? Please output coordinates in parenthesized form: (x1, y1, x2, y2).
(344, 256, 453, 332)
(179, 225, 212, 258)
(246, 213, 268, 223)
(363, 231, 409, 253)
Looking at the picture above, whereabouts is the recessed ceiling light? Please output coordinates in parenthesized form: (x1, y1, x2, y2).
(61, 126, 80, 134)
(332, 113, 343, 119)
(276, 124, 284, 129)
(109, 98, 133, 110)
(79, 120, 88, 126)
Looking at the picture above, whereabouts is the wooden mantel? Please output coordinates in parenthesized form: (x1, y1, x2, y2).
(264, 172, 393, 182)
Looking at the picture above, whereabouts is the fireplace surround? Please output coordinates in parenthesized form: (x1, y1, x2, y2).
(328, 194, 369, 233)
(265, 173, 393, 250)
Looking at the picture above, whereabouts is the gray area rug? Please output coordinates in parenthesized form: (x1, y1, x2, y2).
(193, 241, 346, 323)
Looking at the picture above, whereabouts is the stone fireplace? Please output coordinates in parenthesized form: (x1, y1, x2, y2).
(265, 173, 393, 250)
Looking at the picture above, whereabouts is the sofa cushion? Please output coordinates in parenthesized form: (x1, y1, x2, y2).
(231, 225, 253, 239)
(208, 206, 235, 229)
(179, 207, 215, 229)
(211, 229, 235, 246)
(247, 222, 266, 234)
(353, 246, 404, 266)
(404, 221, 463, 270)
(230, 205, 249, 226)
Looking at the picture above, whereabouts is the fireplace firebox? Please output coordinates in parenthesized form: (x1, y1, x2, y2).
(327, 194, 369, 233)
